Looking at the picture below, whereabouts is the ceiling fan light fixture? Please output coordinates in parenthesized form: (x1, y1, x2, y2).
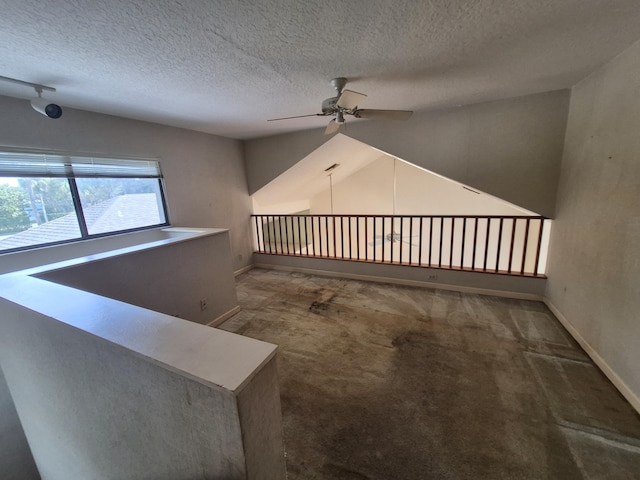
(335, 111, 345, 124)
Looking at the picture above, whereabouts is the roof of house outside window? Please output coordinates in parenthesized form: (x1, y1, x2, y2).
(0, 194, 161, 251)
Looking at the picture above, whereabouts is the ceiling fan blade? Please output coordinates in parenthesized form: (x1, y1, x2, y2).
(324, 118, 341, 135)
(267, 113, 325, 121)
(354, 109, 413, 121)
(336, 89, 367, 110)
(368, 235, 391, 247)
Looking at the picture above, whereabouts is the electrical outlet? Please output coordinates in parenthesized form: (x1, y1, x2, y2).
(428, 274, 438, 281)
(200, 299, 208, 311)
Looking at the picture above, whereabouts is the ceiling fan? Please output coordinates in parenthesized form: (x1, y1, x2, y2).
(268, 78, 413, 135)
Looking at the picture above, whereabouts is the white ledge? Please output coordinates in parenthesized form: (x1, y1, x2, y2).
(0, 227, 277, 394)
(4, 227, 227, 277)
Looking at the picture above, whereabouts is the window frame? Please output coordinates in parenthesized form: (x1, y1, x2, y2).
(0, 148, 170, 255)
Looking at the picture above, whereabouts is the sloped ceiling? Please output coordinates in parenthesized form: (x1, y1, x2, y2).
(1, 1, 640, 139)
(252, 134, 386, 210)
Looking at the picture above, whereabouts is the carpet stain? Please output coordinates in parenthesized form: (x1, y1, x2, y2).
(309, 288, 337, 313)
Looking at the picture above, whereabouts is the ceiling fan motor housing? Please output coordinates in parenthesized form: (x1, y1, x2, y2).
(321, 77, 349, 114)
(329, 77, 347, 93)
(322, 96, 340, 114)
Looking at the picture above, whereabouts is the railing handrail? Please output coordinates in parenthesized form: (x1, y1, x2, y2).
(251, 214, 547, 220)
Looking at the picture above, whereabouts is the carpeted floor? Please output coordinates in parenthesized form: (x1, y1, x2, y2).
(220, 268, 640, 480)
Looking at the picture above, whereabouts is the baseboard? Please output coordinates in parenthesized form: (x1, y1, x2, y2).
(254, 262, 543, 301)
(207, 305, 241, 328)
(234, 265, 254, 276)
(544, 298, 640, 414)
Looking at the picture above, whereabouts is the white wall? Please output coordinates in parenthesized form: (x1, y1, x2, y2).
(310, 156, 531, 215)
(545, 39, 640, 411)
(245, 90, 570, 218)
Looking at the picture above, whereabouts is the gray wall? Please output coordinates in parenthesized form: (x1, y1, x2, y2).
(244, 90, 570, 218)
(254, 253, 546, 300)
(0, 368, 39, 480)
(546, 39, 640, 408)
(0, 94, 253, 272)
(38, 232, 238, 326)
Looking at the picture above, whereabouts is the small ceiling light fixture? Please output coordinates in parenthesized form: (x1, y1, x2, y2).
(0, 75, 63, 119)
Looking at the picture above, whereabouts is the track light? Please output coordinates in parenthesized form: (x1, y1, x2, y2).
(0, 75, 63, 119)
(31, 88, 63, 119)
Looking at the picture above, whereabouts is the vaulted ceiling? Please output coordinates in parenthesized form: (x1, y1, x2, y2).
(2, 0, 640, 139)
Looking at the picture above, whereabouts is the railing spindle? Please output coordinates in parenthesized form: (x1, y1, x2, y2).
(483, 218, 491, 271)
(267, 215, 278, 253)
(320, 215, 329, 257)
(340, 217, 345, 259)
(472, 218, 478, 271)
(372, 216, 376, 262)
(409, 217, 413, 265)
(332, 217, 338, 258)
(312, 215, 316, 257)
(428, 217, 433, 267)
(357, 217, 360, 259)
(461, 218, 466, 269)
(508, 219, 516, 274)
(399, 217, 403, 263)
(534, 219, 544, 277)
(399, 217, 404, 264)
(278, 215, 288, 255)
(449, 217, 455, 268)
(358, 217, 369, 261)
(382, 217, 396, 263)
(318, 216, 322, 256)
(495, 218, 504, 272)
(418, 217, 423, 266)
(521, 218, 530, 275)
(382, 216, 386, 263)
(348, 217, 352, 260)
(439, 217, 444, 268)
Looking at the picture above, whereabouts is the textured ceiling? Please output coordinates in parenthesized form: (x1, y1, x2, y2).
(1, 0, 640, 139)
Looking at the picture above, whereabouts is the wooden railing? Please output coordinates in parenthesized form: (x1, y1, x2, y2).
(251, 215, 550, 277)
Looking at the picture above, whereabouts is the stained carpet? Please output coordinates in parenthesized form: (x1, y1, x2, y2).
(220, 268, 640, 480)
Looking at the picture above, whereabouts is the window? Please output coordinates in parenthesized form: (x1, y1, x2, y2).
(0, 150, 168, 253)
